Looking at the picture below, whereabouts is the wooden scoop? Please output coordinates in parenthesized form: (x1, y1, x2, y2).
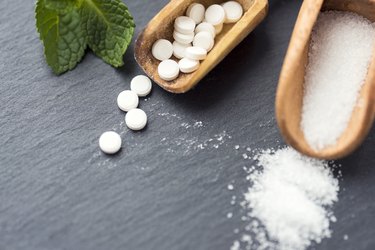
(276, 0, 375, 159)
(135, 0, 268, 93)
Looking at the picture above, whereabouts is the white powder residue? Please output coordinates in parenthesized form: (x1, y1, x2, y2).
(301, 11, 375, 151)
(157, 112, 182, 120)
(162, 130, 230, 153)
(156, 112, 232, 155)
(235, 147, 339, 250)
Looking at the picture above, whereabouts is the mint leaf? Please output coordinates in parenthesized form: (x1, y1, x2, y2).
(44, 0, 82, 13)
(35, 0, 135, 74)
(36, 0, 86, 74)
(80, 0, 135, 67)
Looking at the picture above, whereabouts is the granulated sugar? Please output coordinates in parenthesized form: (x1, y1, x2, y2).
(301, 11, 375, 151)
(238, 147, 339, 250)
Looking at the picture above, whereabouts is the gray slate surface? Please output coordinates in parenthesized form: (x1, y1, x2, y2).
(1, 0, 374, 250)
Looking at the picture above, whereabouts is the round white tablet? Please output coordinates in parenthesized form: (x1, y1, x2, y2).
(125, 108, 148, 131)
(173, 31, 194, 44)
(195, 22, 216, 38)
(99, 131, 122, 154)
(222, 1, 243, 23)
(185, 46, 207, 61)
(186, 3, 205, 24)
(205, 4, 226, 26)
(214, 23, 223, 35)
(173, 41, 190, 59)
(193, 31, 214, 52)
(152, 39, 173, 61)
(174, 16, 196, 34)
(130, 75, 152, 97)
(179, 58, 200, 73)
(158, 59, 180, 81)
(117, 90, 139, 112)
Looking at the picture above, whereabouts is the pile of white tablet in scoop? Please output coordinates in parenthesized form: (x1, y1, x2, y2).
(152, 1, 243, 81)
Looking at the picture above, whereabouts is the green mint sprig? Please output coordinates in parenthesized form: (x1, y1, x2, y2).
(35, 0, 135, 75)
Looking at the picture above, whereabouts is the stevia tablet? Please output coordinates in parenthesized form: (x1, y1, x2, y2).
(99, 131, 122, 154)
(130, 75, 152, 97)
(173, 41, 190, 59)
(152, 39, 173, 61)
(222, 1, 243, 23)
(185, 46, 207, 61)
(173, 31, 194, 44)
(174, 16, 196, 34)
(195, 22, 216, 38)
(179, 58, 200, 73)
(158, 59, 180, 81)
(193, 31, 214, 52)
(186, 3, 205, 24)
(125, 109, 148, 131)
(117, 90, 139, 112)
(205, 4, 225, 26)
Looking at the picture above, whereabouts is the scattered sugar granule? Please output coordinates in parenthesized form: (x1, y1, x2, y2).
(241, 216, 248, 221)
(237, 147, 339, 250)
(301, 11, 375, 151)
(194, 121, 203, 128)
(330, 215, 337, 222)
(230, 241, 240, 250)
(231, 195, 236, 205)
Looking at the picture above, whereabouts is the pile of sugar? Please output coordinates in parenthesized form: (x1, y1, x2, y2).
(236, 147, 339, 250)
(301, 11, 375, 151)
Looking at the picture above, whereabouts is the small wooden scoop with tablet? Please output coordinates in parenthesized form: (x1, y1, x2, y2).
(134, 0, 268, 93)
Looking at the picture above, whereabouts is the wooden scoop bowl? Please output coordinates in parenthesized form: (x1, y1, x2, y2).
(135, 0, 268, 93)
(276, 0, 375, 159)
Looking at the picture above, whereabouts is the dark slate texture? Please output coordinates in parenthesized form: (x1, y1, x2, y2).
(0, 0, 374, 250)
